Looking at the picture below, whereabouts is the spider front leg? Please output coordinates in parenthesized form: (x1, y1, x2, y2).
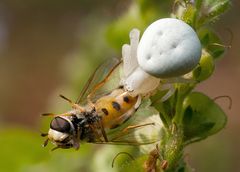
(122, 28, 140, 78)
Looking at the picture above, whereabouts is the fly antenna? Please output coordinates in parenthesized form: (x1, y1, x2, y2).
(59, 94, 85, 112)
(112, 152, 135, 168)
(41, 112, 73, 117)
(41, 113, 57, 117)
(41, 132, 48, 137)
(59, 94, 73, 103)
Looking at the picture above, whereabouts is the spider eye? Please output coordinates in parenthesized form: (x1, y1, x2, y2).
(50, 117, 71, 133)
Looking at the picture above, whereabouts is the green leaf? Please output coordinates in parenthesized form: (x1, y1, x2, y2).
(200, 31, 210, 46)
(211, 49, 225, 58)
(182, 92, 227, 145)
(197, 0, 231, 26)
(207, 0, 230, 17)
(151, 90, 177, 128)
(198, 28, 225, 59)
(192, 49, 215, 81)
(181, 4, 197, 28)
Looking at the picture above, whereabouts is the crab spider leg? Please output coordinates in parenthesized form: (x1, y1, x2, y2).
(122, 28, 140, 78)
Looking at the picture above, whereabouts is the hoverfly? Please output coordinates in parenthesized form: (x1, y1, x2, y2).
(41, 57, 162, 150)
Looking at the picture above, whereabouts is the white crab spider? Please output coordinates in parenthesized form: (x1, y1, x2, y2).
(121, 18, 202, 99)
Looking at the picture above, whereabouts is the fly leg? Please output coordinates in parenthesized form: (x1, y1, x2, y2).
(88, 120, 109, 142)
(99, 120, 109, 142)
(122, 123, 155, 133)
(88, 124, 104, 142)
(110, 122, 155, 141)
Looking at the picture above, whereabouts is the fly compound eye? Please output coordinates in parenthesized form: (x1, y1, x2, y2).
(50, 117, 71, 133)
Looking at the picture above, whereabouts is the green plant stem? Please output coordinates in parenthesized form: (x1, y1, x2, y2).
(173, 84, 194, 124)
(163, 126, 184, 172)
(162, 84, 195, 171)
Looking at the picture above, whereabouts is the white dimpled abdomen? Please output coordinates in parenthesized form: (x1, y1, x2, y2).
(137, 18, 202, 78)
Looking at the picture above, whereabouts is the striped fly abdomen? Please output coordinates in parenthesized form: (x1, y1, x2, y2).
(95, 89, 139, 129)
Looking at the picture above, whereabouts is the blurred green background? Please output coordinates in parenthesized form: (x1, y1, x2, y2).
(0, 0, 239, 171)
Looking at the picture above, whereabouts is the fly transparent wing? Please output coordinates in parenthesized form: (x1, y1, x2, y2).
(76, 57, 122, 105)
(94, 99, 163, 145)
